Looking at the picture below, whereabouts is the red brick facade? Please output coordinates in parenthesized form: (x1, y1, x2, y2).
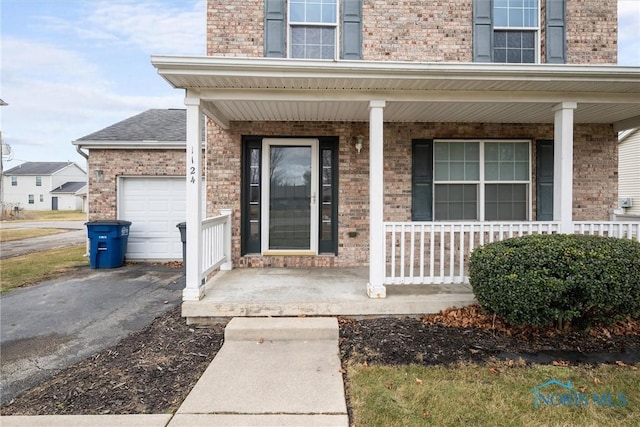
(204, 121, 617, 267)
(206, 0, 617, 64)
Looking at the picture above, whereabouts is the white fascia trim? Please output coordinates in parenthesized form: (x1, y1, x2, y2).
(151, 55, 640, 84)
(72, 140, 194, 150)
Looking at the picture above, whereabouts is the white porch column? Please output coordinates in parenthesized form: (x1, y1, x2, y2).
(183, 95, 204, 301)
(219, 208, 233, 271)
(552, 102, 577, 234)
(367, 100, 386, 298)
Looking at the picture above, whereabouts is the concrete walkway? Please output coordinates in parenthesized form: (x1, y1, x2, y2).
(2, 317, 348, 427)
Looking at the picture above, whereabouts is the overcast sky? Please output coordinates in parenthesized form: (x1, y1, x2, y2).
(1, 0, 639, 169)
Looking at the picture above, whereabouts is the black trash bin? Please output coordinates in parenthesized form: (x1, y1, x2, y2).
(86, 220, 132, 268)
(177, 222, 186, 272)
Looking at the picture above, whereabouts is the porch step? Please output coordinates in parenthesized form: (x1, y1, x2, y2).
(224, 317, 338, 342)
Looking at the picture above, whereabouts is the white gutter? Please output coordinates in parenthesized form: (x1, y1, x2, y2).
(151, 55, 640, 84)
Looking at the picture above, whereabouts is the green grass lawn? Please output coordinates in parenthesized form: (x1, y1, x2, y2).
(22, 210, 86, 221)
(347, 362, 640, 427)
(1, 245, 87, 292)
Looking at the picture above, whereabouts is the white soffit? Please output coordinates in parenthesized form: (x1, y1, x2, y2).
(151, 56, 640, 127)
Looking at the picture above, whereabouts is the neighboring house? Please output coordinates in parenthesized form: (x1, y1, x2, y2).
(2, 162, 86, 211)
(142, 0, 640, 307)
(617, 128, 640, 218)
(73, 108, 193, 260)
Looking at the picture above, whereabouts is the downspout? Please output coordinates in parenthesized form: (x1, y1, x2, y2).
(75, 144, 88, 160)
(74, 143, 90, 257)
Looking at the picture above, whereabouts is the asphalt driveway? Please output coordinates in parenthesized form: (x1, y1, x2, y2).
(0, 263, 184, 405)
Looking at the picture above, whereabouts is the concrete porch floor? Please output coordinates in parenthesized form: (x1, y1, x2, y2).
(182, 268, 476, 323)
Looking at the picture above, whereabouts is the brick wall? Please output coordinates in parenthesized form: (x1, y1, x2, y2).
(87, 149, 187, 220)
(207, 0, 263, 56)
(566, 0, 617, 64)
(205, 121, 617, 267)
(206, 0, 617, 64)
(362, 0, 473, 62)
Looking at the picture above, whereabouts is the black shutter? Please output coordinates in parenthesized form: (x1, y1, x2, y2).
(536, 140, 554, 220)
(412, 139, 434, 221)
(473, 0, 493, 62)
(264, 0, 286, 57)
(546, 0, 566, 63)
(341, 0, 362, 60)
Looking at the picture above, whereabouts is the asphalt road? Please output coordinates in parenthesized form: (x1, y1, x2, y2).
(0, 221, 184, 405)
(1, 221, 86, 259)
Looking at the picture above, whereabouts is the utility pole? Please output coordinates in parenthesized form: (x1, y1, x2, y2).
(1, 99, 9, 208)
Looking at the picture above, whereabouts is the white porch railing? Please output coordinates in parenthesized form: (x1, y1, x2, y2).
(201, 211, 232, 278)
(384, 221, 640, 286)
(574, 221, 640, 240)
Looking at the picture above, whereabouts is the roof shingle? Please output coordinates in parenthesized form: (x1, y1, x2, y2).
(3, 162, 78, 176)
(76, 109, 186, 142)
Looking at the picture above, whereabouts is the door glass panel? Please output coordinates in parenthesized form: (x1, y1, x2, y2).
(321, 148, 333, 243)
(269, 146, 312, 249)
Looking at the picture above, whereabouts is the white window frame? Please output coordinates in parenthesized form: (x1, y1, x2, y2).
(28, 194, 34, 204)
(288, 0, 340, 60)
(11, 176, 17, 186)
(36, 176, 42, 186)
(433, 139, 532, 221)
(493, 0, 541, 64)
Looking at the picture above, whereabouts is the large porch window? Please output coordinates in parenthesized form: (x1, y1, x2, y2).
(241, 136, 339, 256)
(413, 139, 532, 221)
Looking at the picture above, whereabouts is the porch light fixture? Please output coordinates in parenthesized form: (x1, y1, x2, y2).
(354, 135, 365, 154)
(94, 169, 103, 182)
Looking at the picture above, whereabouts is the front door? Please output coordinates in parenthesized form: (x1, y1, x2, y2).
(262, 139, 318, 254)
(51, 197, 58, 210)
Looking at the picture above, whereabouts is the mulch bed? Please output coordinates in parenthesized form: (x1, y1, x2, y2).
(2, 305, 639, 416)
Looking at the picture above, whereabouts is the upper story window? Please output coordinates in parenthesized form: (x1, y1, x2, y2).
(493, 0, 539, 63)
(265, 0, 362, 60)
(36, 176, 42, 186)
(289, 0, 337, 59)
(473, 0, 565, 64)
(11, 176, 17, 186)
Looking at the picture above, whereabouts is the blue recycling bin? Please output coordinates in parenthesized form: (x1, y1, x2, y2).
(85, 220, 132, 268)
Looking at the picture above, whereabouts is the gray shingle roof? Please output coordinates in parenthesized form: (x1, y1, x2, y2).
(51, 182, 86, 193)
(3, 162, 77, 176)
(76, 109, 186, 142)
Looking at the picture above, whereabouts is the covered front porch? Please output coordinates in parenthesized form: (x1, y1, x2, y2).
(182, 267, 475, 324)
(150, 57, 640, 317)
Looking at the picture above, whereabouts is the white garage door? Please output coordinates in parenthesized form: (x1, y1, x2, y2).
(119, 177, 186, 260)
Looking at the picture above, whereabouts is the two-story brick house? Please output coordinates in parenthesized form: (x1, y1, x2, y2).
(146, 0, 640, 314)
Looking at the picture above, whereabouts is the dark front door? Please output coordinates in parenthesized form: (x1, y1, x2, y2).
(51, 197, 58, 210)
(241, 136, 339, 256)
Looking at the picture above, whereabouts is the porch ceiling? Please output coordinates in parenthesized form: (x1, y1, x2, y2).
(151, 56, 640, 131)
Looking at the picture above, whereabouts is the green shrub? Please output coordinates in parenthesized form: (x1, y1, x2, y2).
(469, 234, 640, 328)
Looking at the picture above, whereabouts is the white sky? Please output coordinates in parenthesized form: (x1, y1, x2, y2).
(1, 0, 639, 169)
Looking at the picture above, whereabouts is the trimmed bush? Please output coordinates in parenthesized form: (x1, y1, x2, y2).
(469, 234, 640, 328)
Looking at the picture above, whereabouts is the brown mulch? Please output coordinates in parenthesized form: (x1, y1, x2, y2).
(2, 305, 639, 416)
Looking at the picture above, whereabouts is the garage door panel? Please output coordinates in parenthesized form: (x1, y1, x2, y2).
(120, 177, 187, 260)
